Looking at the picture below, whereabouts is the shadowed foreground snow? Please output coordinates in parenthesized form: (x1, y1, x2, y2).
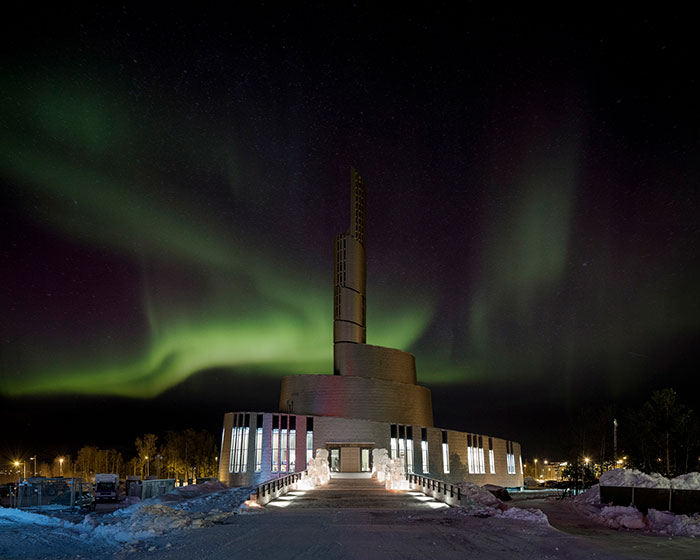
(1, 475, 699, 559)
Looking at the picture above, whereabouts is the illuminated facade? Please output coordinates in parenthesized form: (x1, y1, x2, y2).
(220, 168, 523, 488)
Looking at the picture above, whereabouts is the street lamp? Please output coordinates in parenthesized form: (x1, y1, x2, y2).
(534, 458, 538, 479)
(59, 457, 64, 476)
(30, 456, 37, 477)
(145, 456, 149, 478)
(14, 461, 26, 480)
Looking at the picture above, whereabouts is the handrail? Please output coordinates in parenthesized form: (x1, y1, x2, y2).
(405, 473, 462, 505)
(252, 471, 307, 505)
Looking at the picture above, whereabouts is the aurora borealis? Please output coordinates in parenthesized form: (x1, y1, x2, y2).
(2, 7, 699, 455)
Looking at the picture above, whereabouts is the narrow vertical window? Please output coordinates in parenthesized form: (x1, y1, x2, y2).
(441, 431, 450, 474)
(519, 454, 523, 475)
(220, 427, 225, 470)
(421, 428, 429, 474)
(406, 427, 414, 474)
(398, 425, 406, 468)
(280, 416, 288, 472)
(289, 416, 296, 472)
(488, 438, 495, 474)
(234, 419, 243, 473)
(390, 425, 398, 460)
(306, 417, 314, 466)
(255, 415, 263, 472)
(241, 414, 250, 473)
(478, 436, 485, 474)
(271, 415, 279, 472)
(228, 414, 238, 472)
(467, 434, 473, 474)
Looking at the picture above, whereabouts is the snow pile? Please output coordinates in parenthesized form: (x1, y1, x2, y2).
(79, 483, 255, 543)
(0, 507, 68, 528)
(498, 507, 550, 525)
(372, 448, 390, 483)
(671, 472, 700, 490)
(647, 509, 700, 537)
(455, 482, 548, 525)
(456, 482, 503, 509)
(598, 506, 646, 530)
(599, 468, 700, 490)
(574, 484, 600, 505)
(600, 468, 670, 488)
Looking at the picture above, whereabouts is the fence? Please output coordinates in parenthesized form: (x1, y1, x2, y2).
(600, 485, 700, 515)
(8, 477, 93, 510)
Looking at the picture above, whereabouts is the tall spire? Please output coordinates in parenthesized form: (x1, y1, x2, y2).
(333, 168, 367, 371)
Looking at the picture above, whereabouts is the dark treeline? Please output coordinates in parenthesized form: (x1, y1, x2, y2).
(27, 428, 218, 481)
(561, 388, 699, 476)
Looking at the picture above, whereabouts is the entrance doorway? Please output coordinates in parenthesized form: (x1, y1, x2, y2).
(327, 444, 374, 473)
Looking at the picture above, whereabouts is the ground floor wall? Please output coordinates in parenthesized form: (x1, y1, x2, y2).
(219, 412, 523, 489)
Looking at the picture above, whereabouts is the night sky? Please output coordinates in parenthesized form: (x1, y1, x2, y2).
(2, 6, 699, 460)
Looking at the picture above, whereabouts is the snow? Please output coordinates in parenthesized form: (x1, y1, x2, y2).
(574, 484, 600, 505)
(599, 468, 700, 490)
(455, 482, 548, 526)
(572, 470, 700, 537)
(0, 507, 67, 527)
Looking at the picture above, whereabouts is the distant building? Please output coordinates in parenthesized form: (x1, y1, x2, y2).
(219, 169, 523, 488)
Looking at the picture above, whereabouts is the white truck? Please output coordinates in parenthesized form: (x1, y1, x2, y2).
(94, 473, 120, 502)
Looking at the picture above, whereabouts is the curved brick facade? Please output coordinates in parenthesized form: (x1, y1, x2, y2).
(279, 374, 434, 427)
(333, 342, 417, 384)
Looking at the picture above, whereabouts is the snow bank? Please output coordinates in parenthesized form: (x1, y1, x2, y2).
(456, 482, 503, 509)
(600, 469, 670, 488)
(0, 508, 68, 527)
(647, 509, 700, 537)
(454, 482, 548, 525)
(574, 484, 600, 505)
(599, 469, 700, 490)
(671, 472, 700, 490)
(599, 506, 646, 530)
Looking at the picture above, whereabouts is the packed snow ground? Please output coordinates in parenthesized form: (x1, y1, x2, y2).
(573, 469, 700, 536)
(1, 471, 699, 559)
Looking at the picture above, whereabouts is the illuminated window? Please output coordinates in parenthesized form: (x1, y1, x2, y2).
(306, 417, 314, 466)
(228, 428, 236, 472)
(281, 416, 288, 472)
(254, 421, 263, 473)
(289, 416, 296, 472)
(220, 428, 225, 470)
(406, 427, 414, 474)
(390, 425, 398, 459)
(241, 414, 250, 473)
(467, 435, 474, 474)
(489, 438, 495, 474)
(478, 436, 485, 474)
(506, 441, 516, 474)
(421, 428, 429, 474)
(272, 415, 279, 472)
(441, 431, 450, 474)
(519, 454, 523, 475)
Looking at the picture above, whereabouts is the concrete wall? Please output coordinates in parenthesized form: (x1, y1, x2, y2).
(333, 342, 417, 385)
(219, 412, 523, 489)
(279, 374, 434, 427)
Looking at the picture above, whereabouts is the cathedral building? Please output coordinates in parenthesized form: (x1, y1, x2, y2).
(219, 169, 523, 488)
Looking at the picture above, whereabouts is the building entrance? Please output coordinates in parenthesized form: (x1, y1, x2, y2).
(327, 443, 374, 473)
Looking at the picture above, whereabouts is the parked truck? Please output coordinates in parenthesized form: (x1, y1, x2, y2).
(94, 473, 119, 502)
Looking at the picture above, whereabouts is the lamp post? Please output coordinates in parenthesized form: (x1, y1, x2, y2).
(30, 456, 37, 477)
(145, 456, 149, 478)
(14, 461, 26, 480)
(59, 457, 64, 477)
(534, 458, 538, 480)
(544, 460, 548, 480)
